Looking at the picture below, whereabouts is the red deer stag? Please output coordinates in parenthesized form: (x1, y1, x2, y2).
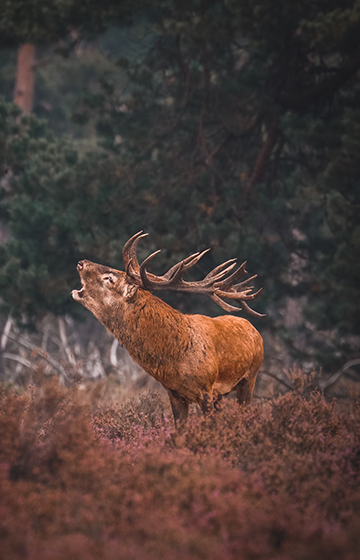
(72, 232, 264, 424)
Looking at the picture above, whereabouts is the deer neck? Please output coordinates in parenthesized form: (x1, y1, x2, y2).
(101, 290, 192, 380)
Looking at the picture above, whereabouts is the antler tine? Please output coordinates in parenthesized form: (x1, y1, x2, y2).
(203, 261, 237, 285)
(161, 261, 187, 288)
(165, 249, 211, 282)
(215, 261, 248, 289)
(248, 287, 263, 300)
(159, 251, 234, 289)
(210, 293, 244, 313)
(161, 251, 202, 282)
(203, 258, 237, 281)
(241, 301, 266, 318)
(125, 258, 138, 282)
(231, 274, 258, 291)
(161, 261, 184, 282)
(211, 289, 265, 315)
(139, 250, 162, 289)
(130, 233, 149, 273)
(215, 287, 262, 301)
(141, 248, 211, 286)
(123, 231, 148, 271)
(182, 249, 211, 270)
(122, 230, 142, 267)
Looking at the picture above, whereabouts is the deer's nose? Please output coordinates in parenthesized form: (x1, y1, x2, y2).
(77, 261, 84, 270)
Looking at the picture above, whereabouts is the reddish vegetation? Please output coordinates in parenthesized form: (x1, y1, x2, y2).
(1, 379, 359, 560)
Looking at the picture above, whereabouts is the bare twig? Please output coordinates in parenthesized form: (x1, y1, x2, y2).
(1, 315, 13, 350)
(3, 352, 32, 369)
(260, 370, 295, 391)
(6, 333, 70, 380)
(58, 317, 76, 365)
(319, 358, 360, 391)
(253, 393, 273, 401)
(110, 338, 119, 367)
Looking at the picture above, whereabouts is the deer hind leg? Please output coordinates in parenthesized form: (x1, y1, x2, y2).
(214, 394, 224, 411)
(236, 373, 257, 406)
(200, 392, 229, 416)
(167, 389, 189, 427)
(199, 393, 214, 416)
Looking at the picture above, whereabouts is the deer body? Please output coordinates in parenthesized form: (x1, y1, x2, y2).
(72, 233, 264, 424)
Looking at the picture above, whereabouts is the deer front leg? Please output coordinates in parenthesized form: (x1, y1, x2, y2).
(167, 389, 189, 427)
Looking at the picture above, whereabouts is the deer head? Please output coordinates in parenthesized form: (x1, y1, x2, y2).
(71, 261, 137, 321)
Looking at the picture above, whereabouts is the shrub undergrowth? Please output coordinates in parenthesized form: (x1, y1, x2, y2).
(0, 377, 359, 559)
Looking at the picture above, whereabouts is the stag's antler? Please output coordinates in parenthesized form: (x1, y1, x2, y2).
(123, 231, 265, 317)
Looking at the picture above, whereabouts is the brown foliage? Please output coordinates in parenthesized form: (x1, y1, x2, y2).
(0, 377, 359, 560)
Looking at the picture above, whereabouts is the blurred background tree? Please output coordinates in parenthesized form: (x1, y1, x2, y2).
(0, 0, 359, 372)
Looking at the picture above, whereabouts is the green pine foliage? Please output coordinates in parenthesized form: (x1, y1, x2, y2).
(0, 0, 134, 46)
(0, 0, 359, 366)
(0, 99, 153, 322)
(77, 1, 360, 344)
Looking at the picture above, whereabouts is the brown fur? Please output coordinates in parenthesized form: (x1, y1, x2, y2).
(72, 260, 264, 424)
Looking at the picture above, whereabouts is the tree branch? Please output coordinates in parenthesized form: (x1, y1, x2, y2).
(3, 352, 32, 369)
(280, 53, 360, 110)
(6, 333, 70, 380)
(260, 370, 295, 391)
(246, 119, 279, 194)
(319, 358, 360, 391)
(175, 35, 191, 106)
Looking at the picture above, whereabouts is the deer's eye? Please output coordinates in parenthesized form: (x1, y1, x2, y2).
(103, 276, 114, 284)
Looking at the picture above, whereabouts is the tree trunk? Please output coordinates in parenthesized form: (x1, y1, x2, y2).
(13, 44, 35, 114)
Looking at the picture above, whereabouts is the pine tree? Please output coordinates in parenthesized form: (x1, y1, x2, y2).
(0, 0, 359, 369)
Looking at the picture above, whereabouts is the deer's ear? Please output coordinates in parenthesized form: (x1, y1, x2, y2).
(123, 283, 138, 300)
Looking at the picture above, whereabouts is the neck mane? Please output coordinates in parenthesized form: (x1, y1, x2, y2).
(101, 289, 192, 380)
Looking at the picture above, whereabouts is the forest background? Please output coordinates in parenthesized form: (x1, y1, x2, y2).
(0, 0, 359, 391)
(1, 3, 360, 559)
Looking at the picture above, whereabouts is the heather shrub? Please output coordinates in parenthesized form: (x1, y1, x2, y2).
(92, 390, 169, 442)
(0, 378, 359, 560)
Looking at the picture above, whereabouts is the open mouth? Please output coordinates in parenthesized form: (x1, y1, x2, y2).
(72, 262, 88, 300)
(71, 283, 85, 299)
